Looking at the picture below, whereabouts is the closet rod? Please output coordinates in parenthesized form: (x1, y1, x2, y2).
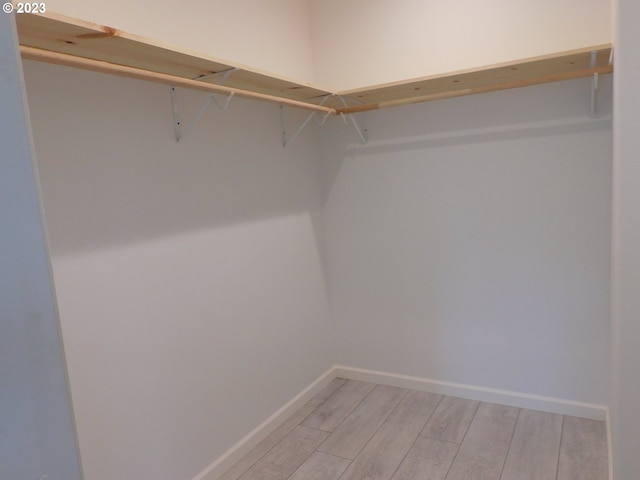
(20, 46, 337, 115)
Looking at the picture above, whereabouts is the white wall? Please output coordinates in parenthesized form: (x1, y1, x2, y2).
(21, 2, 617, 476)
(0, 15, 82, 480)
(321, 77, 612, 405)
(611, 0, 640, 476)
(45, 0, 612, 91)
(24, 60, 333, 480)
(309, 0, 612, 90)
(46, 0, 317, 82)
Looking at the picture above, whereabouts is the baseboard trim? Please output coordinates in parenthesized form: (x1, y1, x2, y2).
(193, 364, 609, 480)
(192, 367, 336, 480)
(334, 365, 608, 421)
(606, 407, 613, 480)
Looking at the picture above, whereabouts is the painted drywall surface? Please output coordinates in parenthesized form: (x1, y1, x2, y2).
(611, 0, 640, 476)
(0, 15, 82, 480)
(321, 77, 612, 405)
(23, 60, 332, 480)
(309, 0, 612, 90)
(46, 0, 317, 82)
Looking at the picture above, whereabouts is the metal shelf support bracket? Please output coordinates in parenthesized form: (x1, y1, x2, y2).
(590, 51, 600, 118)
(169, 68, 238, 142)
(170, 88, 236, 142)
(280, 95, 332, 147)
(338, 96, 368, 144)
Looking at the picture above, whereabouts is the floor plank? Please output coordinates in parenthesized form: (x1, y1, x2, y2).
(420, 395, 479, 444)
(500, 409, 563, 480)
(339, 390, 442, 480)
(306, 378, 348, 408)
(221, 385, 608, 480)
(444, 402, 519, 480)
(302, 380, 376, 432)
(318, 384, 407, 460)
(218, 405, 316, 480)
(557, 416, 608, 480)
(238, 425, 328, 480)
(288, 452, 351, 480)
(391, 436, 458, 480)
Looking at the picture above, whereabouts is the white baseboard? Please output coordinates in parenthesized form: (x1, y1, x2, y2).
(193, 364, 609, 480)
(191, 367, 336, 480)
(334, 365, 608, 421)
(606, 407, 613, 480)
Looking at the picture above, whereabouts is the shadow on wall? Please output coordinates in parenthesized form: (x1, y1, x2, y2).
(319, 75, 613, 205)
(23, 60, 324, 256)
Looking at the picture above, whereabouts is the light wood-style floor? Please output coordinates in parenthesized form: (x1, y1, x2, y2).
(219, 378, 608, 480)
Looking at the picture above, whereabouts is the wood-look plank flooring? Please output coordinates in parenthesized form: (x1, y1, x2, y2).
(221, 379, 609, 480)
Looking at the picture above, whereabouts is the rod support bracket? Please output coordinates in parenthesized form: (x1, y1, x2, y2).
(589, 51, 600, 118)
(280, 95, 333, 147)
(338, 96, 368, 144)
(169, 88, 236, 143)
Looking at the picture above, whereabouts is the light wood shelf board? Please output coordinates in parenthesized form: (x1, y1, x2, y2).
(16, 11, 333, 104)
(202, 69, 331, 102)
(16, 11, 613, 115)
(335, 45, 613, 113)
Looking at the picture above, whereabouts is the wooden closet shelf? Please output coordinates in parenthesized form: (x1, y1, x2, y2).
(16, 12, 613, 115)
(332, 46, 613, 113)
(16, 11, 335, 113)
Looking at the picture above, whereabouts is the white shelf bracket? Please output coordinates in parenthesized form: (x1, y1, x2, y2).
(609, 46, 614, 66)
(170, 86, 182, 142)
(338, 96, 368, 144)
(280, 95, 332, 147)
(589, 51, 600, 118)
(169, 68, 238, 143)
(169, 89, 236, 142)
